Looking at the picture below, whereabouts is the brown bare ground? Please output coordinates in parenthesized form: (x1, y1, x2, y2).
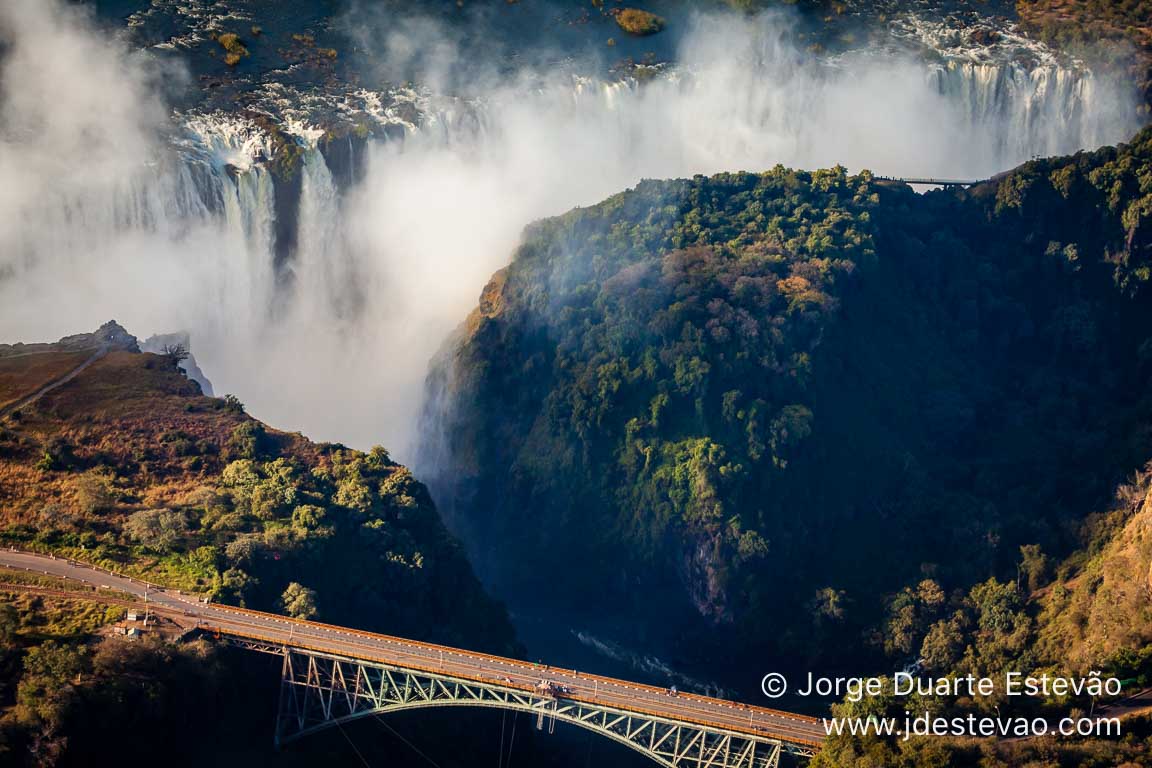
(0, 349, 96, 411)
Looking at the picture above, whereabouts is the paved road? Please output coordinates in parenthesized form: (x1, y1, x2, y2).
(0, 549, 824, 749)
(1091, 687, 1152, 722)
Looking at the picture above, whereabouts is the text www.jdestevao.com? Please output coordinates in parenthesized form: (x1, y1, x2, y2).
(823, 712, 1121, 741)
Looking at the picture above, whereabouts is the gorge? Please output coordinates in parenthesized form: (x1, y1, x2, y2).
(0, 1, 1139, 459)
(1, 1, 1151, 766)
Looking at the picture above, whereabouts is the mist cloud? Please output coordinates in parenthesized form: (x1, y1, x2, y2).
(0, 3, 1140, 461)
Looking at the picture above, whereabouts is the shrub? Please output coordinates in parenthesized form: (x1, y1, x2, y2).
(125, 508, 187, 552)
(36, 436, 75, 471)
(221, 394, 245, 414)
(34, 503, 83, 533)
(74, 471, 114, 516)
(217, 33, 249, 67)
(161, 429, 198, 458)
(279, 582, 318, 620)
(226, 421, 270, 460)
(613, 8, 665, 36)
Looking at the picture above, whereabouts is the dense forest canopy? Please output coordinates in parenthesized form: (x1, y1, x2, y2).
(425, 125, 1152, 670)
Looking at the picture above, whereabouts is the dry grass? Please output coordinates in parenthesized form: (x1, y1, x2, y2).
(1037, 469, 1152, 671)
(0, 349, 94, 411)
(0, 350, 320, 532)
(2, 590, 118, 641)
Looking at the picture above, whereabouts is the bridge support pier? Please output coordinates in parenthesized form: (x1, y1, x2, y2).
(270, 648, 805, 766)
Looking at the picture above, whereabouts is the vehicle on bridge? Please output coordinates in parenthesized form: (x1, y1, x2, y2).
(0, 548, 826, 768)
(537, 679, 573, 697)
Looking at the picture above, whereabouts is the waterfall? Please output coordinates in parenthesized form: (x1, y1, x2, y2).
(295, 142, 363, 322)
(932, 60, 1132, 165)
(0, 11, 1142, 458)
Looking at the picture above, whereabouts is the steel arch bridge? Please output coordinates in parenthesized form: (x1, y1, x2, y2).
(0, 549, 824, 764)
(272, 647, 814, 768)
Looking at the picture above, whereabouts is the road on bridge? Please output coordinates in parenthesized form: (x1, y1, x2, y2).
(0, 550, 825, 751)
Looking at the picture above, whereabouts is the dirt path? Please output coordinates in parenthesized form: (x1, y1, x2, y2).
(0, 345, 97, 360)
(0, 344, 108, 420)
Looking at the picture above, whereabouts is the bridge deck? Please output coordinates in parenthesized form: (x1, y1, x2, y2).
(0, 549, 824, 750)
(875, 176, 981, 186)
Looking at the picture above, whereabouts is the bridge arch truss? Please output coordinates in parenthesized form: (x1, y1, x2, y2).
(273, 648, 814, 768)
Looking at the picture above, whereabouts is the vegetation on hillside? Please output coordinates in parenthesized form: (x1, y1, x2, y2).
(0, 325, 518, 766)
(427, 125, 1152, 668)
(0, 588, 225, 768)
(1017, 0, 1152, 105)
(814, 465, 1152, 766)
(0, 333, 511, 647)
(422, 122, 1152, 763)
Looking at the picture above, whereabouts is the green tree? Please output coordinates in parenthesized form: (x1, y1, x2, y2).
(0, 603, 18, 650)
(883, 579, 946, 657)
(217, 568, 257, 606)
(74, 471, 115, 516)
(16, 641, 86, 731)
(1018, 544, 1049, 593)
(124, 508, 187, 551)
(224, 534, 261, 565)
(811, 587, 848, 624)
(227, 421, 270, 460)
(280, 582, 318, 620)
(291, 504, 332, 537)
(920, 613, 968, 672)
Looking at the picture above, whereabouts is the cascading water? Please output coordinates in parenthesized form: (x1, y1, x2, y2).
(890, 11, 1139, 166)
(932, 61, 1118, 165)
(0, 8, 1142, 459)
(177, 116, 279, 314)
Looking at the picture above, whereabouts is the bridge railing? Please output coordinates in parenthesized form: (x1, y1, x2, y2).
(874, 176, 981, 187)
(198, 600, 819, 728)
(2, 547, 821, 743)
(209, 624, 823, 748)
(5, 546, 199, 599)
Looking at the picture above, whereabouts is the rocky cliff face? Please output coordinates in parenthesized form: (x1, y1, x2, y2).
(142, 332, 214, 395)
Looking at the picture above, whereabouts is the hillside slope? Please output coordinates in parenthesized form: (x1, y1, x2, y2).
(0, 323, 519, 766)
(0, 321, 515, 647)
(422, 125, 1152, 669)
